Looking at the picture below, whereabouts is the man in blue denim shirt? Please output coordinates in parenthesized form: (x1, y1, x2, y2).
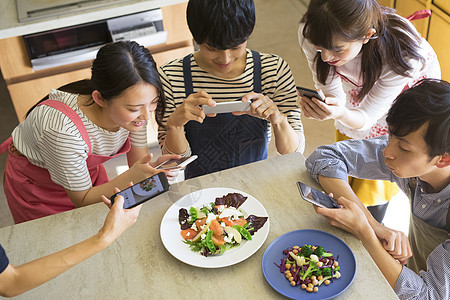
(306, 79, 449, 299)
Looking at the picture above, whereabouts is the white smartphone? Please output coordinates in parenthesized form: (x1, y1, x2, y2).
(296, 181, 339, 209)
(155, 155, 198, 170)
(297, 86, 325, 102)
(202, 101, 251, 114)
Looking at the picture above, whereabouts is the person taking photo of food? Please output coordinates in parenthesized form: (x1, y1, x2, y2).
(306, 79, 449, 299)
(0, 188, 141, 297)
(0, 41, 179, 224)
(298, 0, 440, 224)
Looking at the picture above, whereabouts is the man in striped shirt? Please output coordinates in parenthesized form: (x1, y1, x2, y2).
(158, 0, 305, 179)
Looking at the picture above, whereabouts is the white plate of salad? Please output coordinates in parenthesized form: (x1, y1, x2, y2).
(160, 187, 270, 268)
(262, 229, 356, 299)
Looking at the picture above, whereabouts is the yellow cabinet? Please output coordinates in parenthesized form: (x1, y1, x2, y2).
(377, 0, 395, 8)
(434, 0, 450, 13)
(428, 6, 450, 81)
(395, 0, 429, 37)
(383, 0, 450, 81)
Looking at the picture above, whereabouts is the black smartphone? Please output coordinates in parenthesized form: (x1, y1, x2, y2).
(296, 181, 339, 208)
(296, 86, 325, 102)
(155, 155, 198, 170)
(111, 173, 170, 209)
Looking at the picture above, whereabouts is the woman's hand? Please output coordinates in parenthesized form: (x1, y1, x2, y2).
(300, 94, 346, 121)
(97, 193, 142, 245)
(126, 154, 161, 184)
(234, 92, 285, 125)
(150, 154, 181, 169)
(167, 91, 215, 127)
(150, 154, 182, 181)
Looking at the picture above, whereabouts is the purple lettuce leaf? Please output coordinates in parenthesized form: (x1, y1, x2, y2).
(178, 208, 191, 230)
(245, 214, 268, 235)
(214, 193, 248, 209)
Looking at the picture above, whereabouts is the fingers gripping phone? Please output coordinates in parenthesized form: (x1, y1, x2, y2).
(202, 101, 251, 114)
(111, 173, 170, 209)
(296, 86, 325, 102)
(296, 181, 339, 208)
(155, 155, 198, 170)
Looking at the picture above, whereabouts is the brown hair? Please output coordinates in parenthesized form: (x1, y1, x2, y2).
(301, 0, 424, 99)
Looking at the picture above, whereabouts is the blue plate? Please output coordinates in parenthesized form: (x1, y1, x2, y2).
(262, 229, 356, 300)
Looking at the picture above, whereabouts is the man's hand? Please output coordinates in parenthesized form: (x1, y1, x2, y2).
(234, 92, 285, 124)
(167, 91, 215, 127)
(372, 222, 412, 264)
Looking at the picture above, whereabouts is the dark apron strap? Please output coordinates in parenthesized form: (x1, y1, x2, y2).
(446, 204, 450, 232)
(183, 50, 262, 97)
(183, 54, 194, 98)
(251, 50, 262, 93)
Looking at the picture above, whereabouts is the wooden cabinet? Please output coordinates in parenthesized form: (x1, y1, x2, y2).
(428, 3, 450, 81)
(382, 0, 450, 81)
(377, 0, 395, 8)
(395, 0, 429, 36)
(0, 2, 193, 122)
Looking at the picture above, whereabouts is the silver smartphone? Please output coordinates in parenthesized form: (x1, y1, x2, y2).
(155, 155, 198, 170)
(296, 86, 325, 102)
(296, 181, 339, 208)
(202, 101, 251, 114)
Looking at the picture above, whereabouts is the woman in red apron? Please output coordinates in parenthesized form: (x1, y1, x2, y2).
(299, 0, 440, 224)
(0, 41, 177, 223)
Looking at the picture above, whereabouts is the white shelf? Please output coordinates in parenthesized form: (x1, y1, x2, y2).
(0, 0, 186, 39)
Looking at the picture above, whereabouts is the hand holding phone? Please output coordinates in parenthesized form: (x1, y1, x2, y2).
(297, 181, 339, 208)
(111, 173, 170, 209)
(297, 86, 325, 102)
(155, 155, 198, 170)
(202, 100, 251, 114)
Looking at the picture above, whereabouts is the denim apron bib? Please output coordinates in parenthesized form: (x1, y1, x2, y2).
(182, 50, 268, 179)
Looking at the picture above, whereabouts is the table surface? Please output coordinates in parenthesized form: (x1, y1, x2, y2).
(0, 153, 398, 299)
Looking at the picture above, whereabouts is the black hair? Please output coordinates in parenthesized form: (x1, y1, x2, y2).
(27, 41, 166, 127)
(301, 0, 424, 100)
(386, 79, 450, 158)
(187, 0, 255, 50)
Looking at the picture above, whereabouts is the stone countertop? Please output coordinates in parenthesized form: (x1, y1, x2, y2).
(0, 0, 187, 39)
(0, 153, 398, 299)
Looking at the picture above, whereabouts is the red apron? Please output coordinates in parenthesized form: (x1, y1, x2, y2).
(1, 100, 131, 223)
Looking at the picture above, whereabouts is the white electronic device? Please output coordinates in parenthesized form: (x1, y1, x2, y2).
(202, 101, 251, 114)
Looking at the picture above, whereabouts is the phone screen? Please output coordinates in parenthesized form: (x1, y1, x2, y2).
(296, 86, 324, 102)
(156, 156, 197, 169)
(296, 182, 339, 209)
(111, 173, 170, 209)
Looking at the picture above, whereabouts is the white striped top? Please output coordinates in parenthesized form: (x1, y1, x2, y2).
(157, 49, 304, 154)
(11, 89, 147, 191)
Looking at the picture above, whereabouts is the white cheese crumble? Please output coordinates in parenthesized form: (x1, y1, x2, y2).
(218, 207, 244, 220)
(205, 213, 216, 224)
(224, 233, 233, 243)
